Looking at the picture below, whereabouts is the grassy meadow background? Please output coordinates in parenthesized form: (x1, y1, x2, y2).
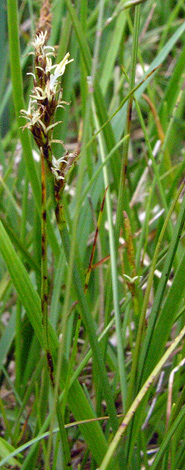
(0, 0, 185, 468)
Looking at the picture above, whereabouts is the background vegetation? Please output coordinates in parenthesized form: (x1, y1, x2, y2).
(0, 0, 185, 468)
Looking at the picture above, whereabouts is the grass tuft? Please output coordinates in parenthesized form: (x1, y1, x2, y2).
(0, 0, 185, 468)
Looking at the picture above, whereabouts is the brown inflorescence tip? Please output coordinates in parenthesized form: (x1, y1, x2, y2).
(36, 0, 52, 42)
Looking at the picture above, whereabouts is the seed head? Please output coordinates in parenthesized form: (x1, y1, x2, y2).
(21, 32, 73, 152)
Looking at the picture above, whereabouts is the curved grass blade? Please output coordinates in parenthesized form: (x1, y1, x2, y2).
(99, 324, 185, 469)
(150, 405, 185, 470)
(138, 192, 185, 386)
(113, 20, 185, 140)
(0, 221, 109, 466)
(65, 0, 120, 185)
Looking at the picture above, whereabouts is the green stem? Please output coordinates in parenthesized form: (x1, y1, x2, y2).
(115, 4, 141, 247)
(127, 181, 185, 408)
(16, 174, 29, 392)
(99, 324, 185, 470)
(135, 99, 173, 238)
(91, 95, 127, 410)
(60, 224, 119, 433)
(41, 150, 49, 351)
(41, 150, 55, 390)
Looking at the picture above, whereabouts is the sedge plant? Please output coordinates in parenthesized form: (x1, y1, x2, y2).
(0, 0, 185, 469)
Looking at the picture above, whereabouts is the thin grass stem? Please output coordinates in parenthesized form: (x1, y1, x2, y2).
(91, 90, 127, 410)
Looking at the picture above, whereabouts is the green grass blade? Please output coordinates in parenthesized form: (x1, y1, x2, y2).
(0, 221, 110, 466)
(7, 0, 41, 210)
(113, 20, 185, 140)
(65, 0, 120, 185)
(138, 192, 185, 386)
(141, 251, 185, 380)
(99, 325, 185, 469)
(150, 405, 185, 470)
(60, 225, 119, 433)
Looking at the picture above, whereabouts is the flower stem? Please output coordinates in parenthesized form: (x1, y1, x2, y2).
(41, 148, 54, 387)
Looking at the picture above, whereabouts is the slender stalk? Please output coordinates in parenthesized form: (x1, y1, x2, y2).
(91, 93, 127, 410)
(51, 94, 118, 436)
(60, 224, 119, 433)
(99, 324, 185, 470)
(41, 149, 54, 388)
(115, 4, 141, 247)
(135, 99, 173, 238)
(127, 181, 185, 408)
(91, 0, 105, 82)
(84, 188, 108, 294)
(41, 149, 48, 350)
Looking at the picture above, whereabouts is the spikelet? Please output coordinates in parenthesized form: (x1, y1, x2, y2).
(36, 0, 52, 42)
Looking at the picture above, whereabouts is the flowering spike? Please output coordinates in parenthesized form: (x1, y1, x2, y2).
(21, 31, 73, 174)
(20, 26, 75, 389)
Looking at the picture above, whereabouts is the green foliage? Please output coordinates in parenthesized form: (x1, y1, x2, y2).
(0, 0, 185, 468)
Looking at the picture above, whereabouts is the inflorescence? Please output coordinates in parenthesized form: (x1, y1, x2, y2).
(21, 31, 73, 181)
